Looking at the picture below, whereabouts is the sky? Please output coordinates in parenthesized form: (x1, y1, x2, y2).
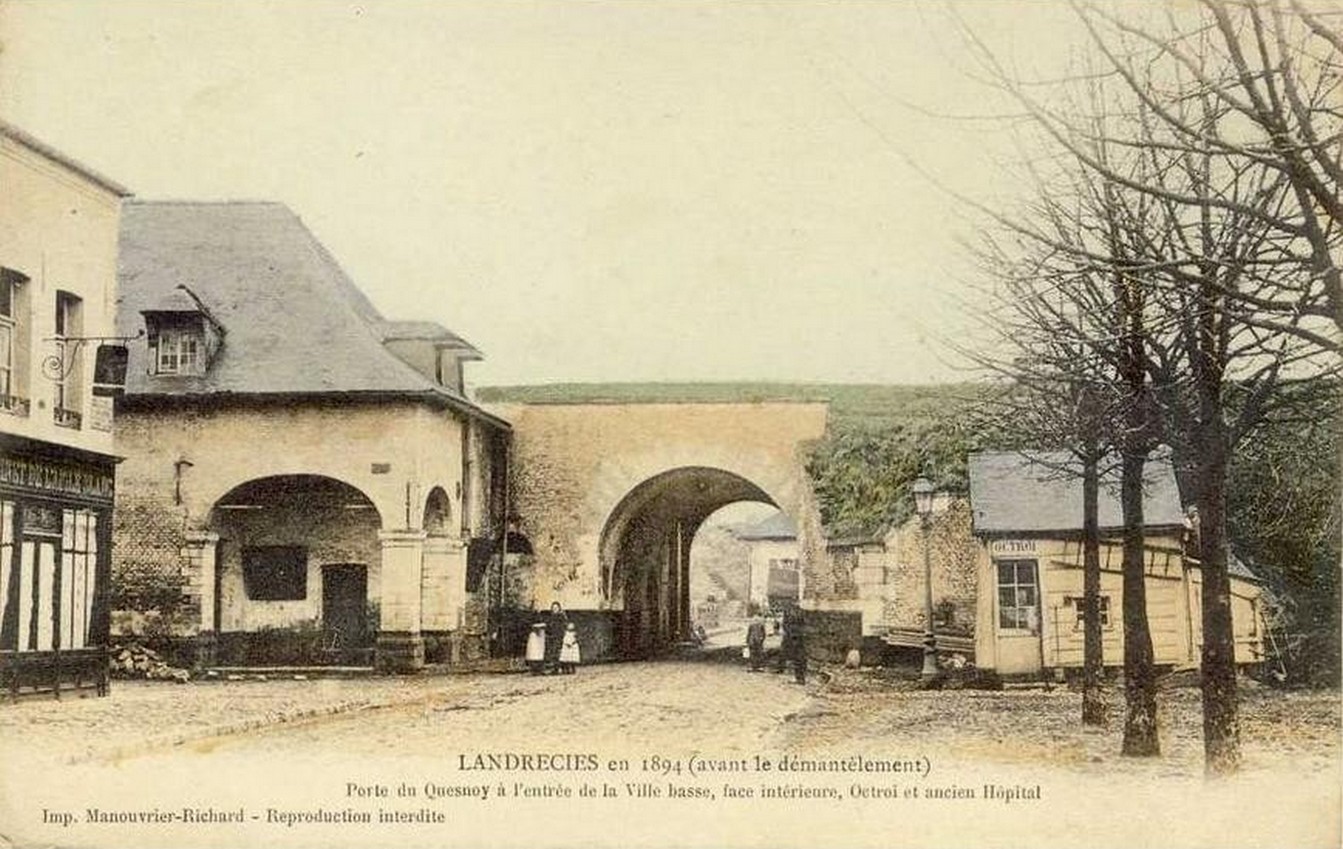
(0, 1, 1088, 387)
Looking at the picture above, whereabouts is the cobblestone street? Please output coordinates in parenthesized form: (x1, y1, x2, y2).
(2, 659, 1338, 849)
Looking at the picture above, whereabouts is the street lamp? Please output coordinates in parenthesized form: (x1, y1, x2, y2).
(912, 477, 938, 680)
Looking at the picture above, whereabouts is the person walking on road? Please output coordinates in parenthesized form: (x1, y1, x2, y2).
(774, 604, 807, 684)
(745, 613, 767, 672)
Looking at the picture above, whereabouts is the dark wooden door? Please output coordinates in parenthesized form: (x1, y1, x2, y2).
(321, 565, 368, 658)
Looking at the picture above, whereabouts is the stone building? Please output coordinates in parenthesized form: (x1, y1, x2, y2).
(733, 511, 803, 612)
(0, 122, 130, 696)
(112, 200, 509, 672)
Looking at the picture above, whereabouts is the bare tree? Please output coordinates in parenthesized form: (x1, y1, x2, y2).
(966, 155, 1160, 734)
(957, 0, 1341, 772)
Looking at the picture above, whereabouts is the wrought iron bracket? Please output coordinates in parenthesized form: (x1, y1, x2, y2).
(41, 330, 144, 381)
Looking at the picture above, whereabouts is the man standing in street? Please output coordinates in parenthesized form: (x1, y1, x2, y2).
(774, 604, 807, 684)
(745, 611, 767, 672)
(545, 601, 568, 674)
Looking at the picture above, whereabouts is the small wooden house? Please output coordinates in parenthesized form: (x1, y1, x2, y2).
(968, 451, 1266, 677)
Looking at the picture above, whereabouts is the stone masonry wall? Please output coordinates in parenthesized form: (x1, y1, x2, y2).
(489, 402, 829, 613)
(111, 491, 194, 638)
(885, 498, 979, 634)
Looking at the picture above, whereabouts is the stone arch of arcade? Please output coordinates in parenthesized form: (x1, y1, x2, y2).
(600, 466, 778, 658)
(205, 474, 383, 665)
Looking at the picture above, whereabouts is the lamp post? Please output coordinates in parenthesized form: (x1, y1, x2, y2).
(912, 477, 938, 680)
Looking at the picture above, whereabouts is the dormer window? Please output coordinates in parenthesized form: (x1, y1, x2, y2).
(141, 286, 225, 379)
(155, 323, 203, 375)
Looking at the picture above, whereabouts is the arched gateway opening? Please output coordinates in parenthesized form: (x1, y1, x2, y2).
(599, 466, 784, 659)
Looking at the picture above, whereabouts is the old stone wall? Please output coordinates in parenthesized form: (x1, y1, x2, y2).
(114, 400, 470, 531)
(110, 492, 193, 637)
(214, 498, 381, 633)
(884, 499, 979, 634)
(803, 609, 863, 662)
(488, 402, 829, 613)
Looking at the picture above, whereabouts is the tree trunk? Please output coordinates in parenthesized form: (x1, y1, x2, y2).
(1120, 449, 1160, 756)
(1197, 398, 1241, 774)
(1116, 267, 1159, 757)
(1081, 445, 1106, 726)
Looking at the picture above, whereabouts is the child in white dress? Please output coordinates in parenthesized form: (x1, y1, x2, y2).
(525, 622, 546, 675)
(559, 622, 581, 674)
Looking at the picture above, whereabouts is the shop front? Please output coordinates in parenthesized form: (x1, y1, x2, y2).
(0, 435, 114, 698)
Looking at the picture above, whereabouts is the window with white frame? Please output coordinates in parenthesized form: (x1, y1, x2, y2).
(0, 269, 29, 406)
(154, 327, 203, 375)
(996, 559, 1039, 631)
(53, 291, 83, 423)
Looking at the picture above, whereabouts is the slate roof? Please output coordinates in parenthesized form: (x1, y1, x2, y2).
(1227, 553, 1261, 583)
(968, 450, 1185, 534)
(116, 201, 504, 426)
(735, 512, 798, 541)
(375, 320, 482, 357)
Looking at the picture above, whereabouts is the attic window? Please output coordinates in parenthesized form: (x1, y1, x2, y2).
(157, 328, 201, 375)
(145, 313, 207, 376)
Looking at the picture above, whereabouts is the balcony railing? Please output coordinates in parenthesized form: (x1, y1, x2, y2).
(0, 394, 30, 417)
(53, 407, 82, 429)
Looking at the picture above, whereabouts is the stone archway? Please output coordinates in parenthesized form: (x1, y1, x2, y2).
(207, 474, 382, 666)
(599, 466, 780, 658)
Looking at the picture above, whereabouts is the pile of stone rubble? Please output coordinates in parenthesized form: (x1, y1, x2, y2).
(108, 642, 191, 683)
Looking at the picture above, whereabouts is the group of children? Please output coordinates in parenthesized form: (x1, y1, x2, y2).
(525, 602, 581, 675)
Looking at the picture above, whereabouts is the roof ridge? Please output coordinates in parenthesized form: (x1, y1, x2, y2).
(0, 119, 132, 197)
(124, 198, 289, 206)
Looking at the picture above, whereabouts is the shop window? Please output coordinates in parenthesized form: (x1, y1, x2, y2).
(59, 509, 99, 649)
(996, 559, 1039, 631)
(0, 504, 99, 651)
(242, 546, 308, 601)
(0, 501, 13, 648)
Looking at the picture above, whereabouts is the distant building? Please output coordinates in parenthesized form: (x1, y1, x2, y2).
(112, 201, 510, 672)
(0, 122, 131, 696)
(967, 450, 1265, 676)
(734, 511, 803, 612)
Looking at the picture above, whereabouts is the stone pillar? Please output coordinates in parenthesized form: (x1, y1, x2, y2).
(421, 536, 466, 632)
(678, 523, 691, 640)
(182, 531, 220, 667)
(377, 529, 427, 672)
